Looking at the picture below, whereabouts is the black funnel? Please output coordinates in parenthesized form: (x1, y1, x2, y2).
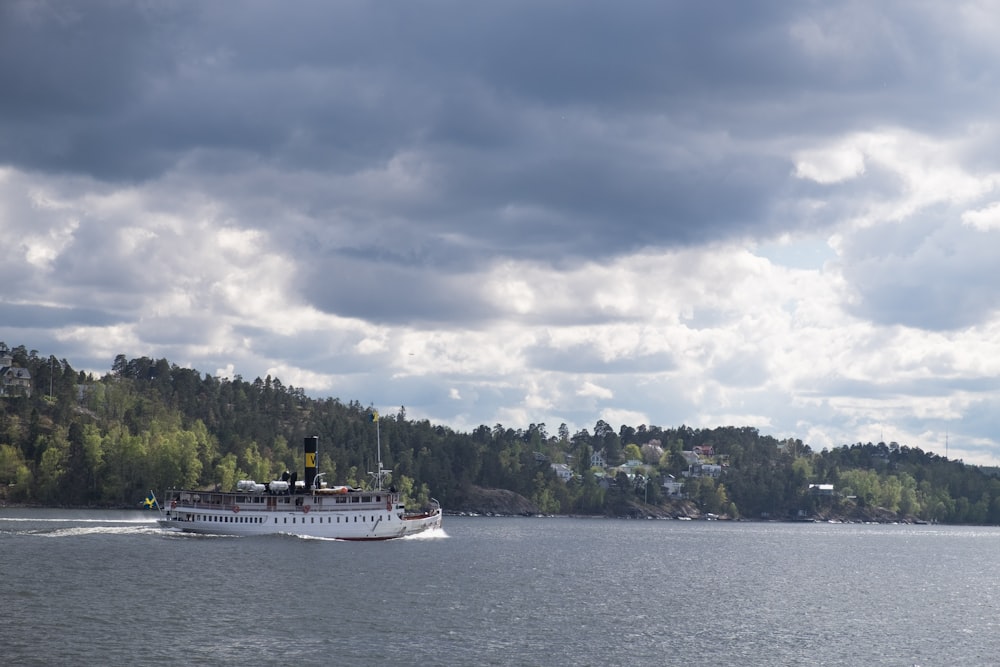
(304, 436, 318, 491)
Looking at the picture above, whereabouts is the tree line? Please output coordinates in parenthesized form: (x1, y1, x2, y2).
(2, 343, 999, 522)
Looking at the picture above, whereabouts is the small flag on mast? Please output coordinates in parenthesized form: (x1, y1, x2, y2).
(371, 410, 379, 423)
(142, 490, 159, 509)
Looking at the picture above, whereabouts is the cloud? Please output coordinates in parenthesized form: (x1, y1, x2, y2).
(962, 202, 1000, 231)
(3, 2, 1000, 465)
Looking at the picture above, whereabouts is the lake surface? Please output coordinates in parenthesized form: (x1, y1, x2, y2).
(2, 510, 999, 666)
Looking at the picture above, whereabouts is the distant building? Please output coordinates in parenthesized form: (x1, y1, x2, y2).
(661, 475, 684, 497)
(809, 483, 835, 496)
(680, 451, 701, 466)
(683, 463, 722, 479)
(0, 350, 32, 398)
(551, 463, 573, 482)
(701, 464, 722, 477)
(590, 450, 606, 469)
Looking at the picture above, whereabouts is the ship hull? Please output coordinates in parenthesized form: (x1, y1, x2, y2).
(157, 489, 442, 540)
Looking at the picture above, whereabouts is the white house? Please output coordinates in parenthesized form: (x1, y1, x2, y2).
(590, 450, 606, 469)
(551, 463, 573, 482)
(661, 475, 684, 497)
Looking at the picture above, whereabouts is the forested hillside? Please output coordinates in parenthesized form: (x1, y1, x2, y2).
(2, 343, 999, 523)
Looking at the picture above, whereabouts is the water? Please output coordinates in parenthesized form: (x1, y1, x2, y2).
(2, 511, 999, 666)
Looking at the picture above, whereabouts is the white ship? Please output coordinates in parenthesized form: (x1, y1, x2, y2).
(156, 433, 442, 540)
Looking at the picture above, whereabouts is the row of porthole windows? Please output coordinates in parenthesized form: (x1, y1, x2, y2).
(273, 515, 388, 524)
(193, 514, 390, 524)
(195, 515, 265, 524)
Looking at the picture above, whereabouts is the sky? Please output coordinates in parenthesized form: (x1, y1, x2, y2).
(3, 1, 1000, 464)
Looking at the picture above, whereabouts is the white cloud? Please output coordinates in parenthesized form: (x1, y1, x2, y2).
(962, 202, 1000, 231)
(577, 381, 613, 400)
(794, 145, 866, 184)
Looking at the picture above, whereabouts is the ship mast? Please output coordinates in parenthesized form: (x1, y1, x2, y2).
(368, 409, 391, 491)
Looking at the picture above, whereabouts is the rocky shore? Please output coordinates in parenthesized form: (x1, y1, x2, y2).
(450, 485, 922, 523)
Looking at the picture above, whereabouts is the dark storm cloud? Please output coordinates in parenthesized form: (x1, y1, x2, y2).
(298, 254, 494, 325)
(7, 0, 993, 269)
(0, 302, 119, 329)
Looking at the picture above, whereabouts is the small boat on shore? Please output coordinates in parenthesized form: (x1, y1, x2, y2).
(156, 434, 442, 540)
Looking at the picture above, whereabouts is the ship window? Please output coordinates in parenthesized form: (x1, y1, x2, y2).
(274, 518, 277, 524)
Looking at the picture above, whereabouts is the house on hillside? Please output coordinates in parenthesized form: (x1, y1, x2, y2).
(680, 451, 701, 466)
(551, 463, 573, 482)
(0, 352, 32, 397)
(620, 459, 646, 475)
(590, 450, 606, 469)
(683, 463, 722, 479)
(661, 475, 684, 497)
(697, 464, 722, 478)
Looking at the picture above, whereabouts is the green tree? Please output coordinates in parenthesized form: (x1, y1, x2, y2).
(623, 443, 643, 462)
(0, 444, 32, 501)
